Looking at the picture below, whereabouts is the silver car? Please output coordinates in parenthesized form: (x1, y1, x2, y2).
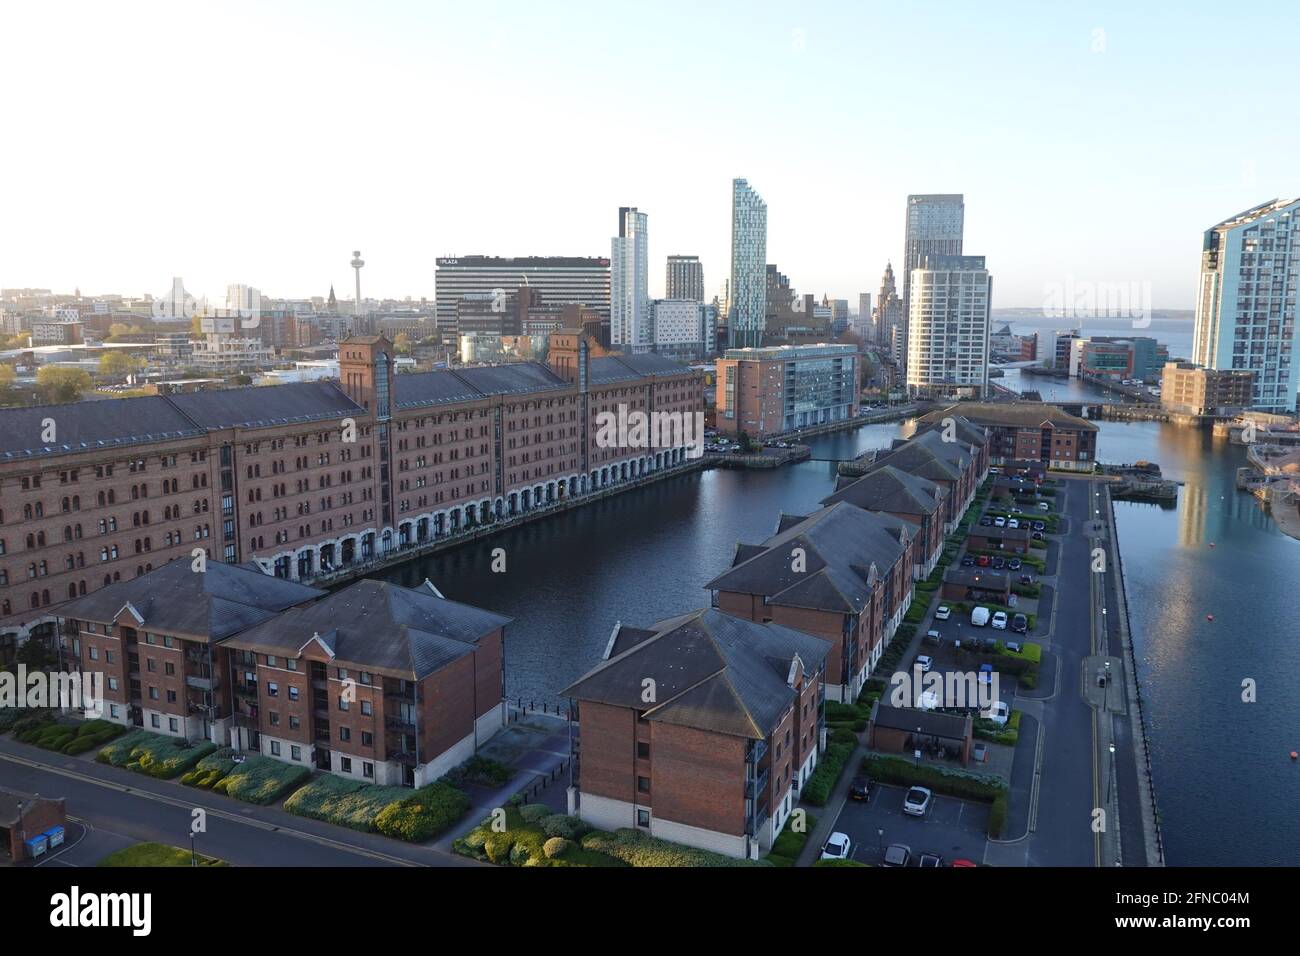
(903, 786, 933, 817)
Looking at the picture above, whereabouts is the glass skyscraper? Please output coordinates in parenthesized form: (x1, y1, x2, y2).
(901, 194, 964, 367)
(728, 178, 768, 349)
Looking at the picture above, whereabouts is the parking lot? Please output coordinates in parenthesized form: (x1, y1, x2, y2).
(825, 782, 991, 866)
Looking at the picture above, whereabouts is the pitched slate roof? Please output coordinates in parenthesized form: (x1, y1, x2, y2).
(561, 608, 831, 739)
(588, 353, 693, 385)
(858, 438, 962, 484)
(223, 579, 511, 679)
(821, 464, 944, 516)
(393, 362, 570, 410)
(871, 701, 971, 738)
(704, 502, 912, 615)
(0, 396, 205, 462)
(168, 381, 363, 430)
(913, 414, 989, 448)
(56, 560, 325, 642)
(918, 401, 1097, 432)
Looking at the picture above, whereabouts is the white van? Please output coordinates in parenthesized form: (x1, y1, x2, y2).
(970, 606, 991, 627)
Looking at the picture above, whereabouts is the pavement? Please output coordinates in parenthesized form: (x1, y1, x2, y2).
(825, 782, 990, 866)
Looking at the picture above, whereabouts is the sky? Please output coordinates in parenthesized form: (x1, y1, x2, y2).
(2, 0, 1296, 311)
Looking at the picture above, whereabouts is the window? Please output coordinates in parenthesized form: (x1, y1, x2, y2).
(291, 745, 301, 761)
(637, 741, 650, 759)
(269, 712, 280, 726)
(270, 741, 281, 756)
(267, 682, 279, 697)
(168, 718, 178, 732)
(340, 757, 352, 773)
(636, 808, 651, 827)
(339, 727, 351, 742)
(361, 731, 373, 746)
(637, 776, 650, 794)
(360, 700, 372, 716)
(289, 715, 300, 730)
(149, 687, 159, 701)
(363, 761, 374, 778)
(150, 714, 160, 728)
(288, 687, 299, 701)
(338, 696, 349, 711)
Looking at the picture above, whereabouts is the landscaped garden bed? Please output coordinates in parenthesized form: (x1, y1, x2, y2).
(283, 773, 470, 842)
(96, 729, 216, 778)
(9, 714, 126, 754)
(98, 842, 228, 867)
(180, 748, 311, 804)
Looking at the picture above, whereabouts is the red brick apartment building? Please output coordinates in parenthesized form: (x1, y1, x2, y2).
(561, 608, 830, 860)
(819, 464, 948, 576)
(704, 502, 916, 703)
(55, 561, 509, 787)
(918, 402, 1096, 473)
(0, 332, 703, 657)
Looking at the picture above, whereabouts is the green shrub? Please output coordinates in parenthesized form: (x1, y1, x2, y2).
(861, 754, 1005, 804)
(543, 837, 570, 859)
(540, 813, 589, 840)
(519, 803, 552, 823)
(814, 858, 869, 867)
(443, 755, 513, 788)
(579, 828, 768, 867)
(374, 781, 471, 842)
(219, 756, 311, 805)
(766, 812, 816, 866)
(988, 793, 1008, 839)
(802, 741, 853, 806)
(96, 730, 216, 778)
(829, 727, 857, 747)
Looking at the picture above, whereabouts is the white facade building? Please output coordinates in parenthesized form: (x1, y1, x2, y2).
(652, 299, 714, 359)
(1192, 197, 1300, 414)
(728, 179, 768, 349)
(905, 254, 991, 398)
(901, 194, 965, 367)
(611, 206, 652, 353)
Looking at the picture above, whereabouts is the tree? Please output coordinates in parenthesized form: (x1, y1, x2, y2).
(106, 322, 132, 341)
(0, 363, 15, 388)
(35, 366, 92, 404)
(393, 332, 412, 355)
(99, 351, 143, 378)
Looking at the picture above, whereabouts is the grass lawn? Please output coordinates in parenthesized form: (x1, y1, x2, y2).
(98, 842, 229, 867)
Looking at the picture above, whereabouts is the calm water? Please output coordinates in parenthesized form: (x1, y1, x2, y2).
(376, 370, 1300, 865)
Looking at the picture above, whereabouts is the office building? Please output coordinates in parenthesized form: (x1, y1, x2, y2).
(652, 299, 714, 360)
(853, 293, 872, 338)
(1161, 361, 1256, 417)
(874, 263, 903, 358)
(905, 254, 992, 398)
(434, 256, 611, 338)
(728, 179, 768, 348)
(901, 194, 964, 365)
(665, 255, 704, 302)
(1192, 197, 1300, 413)
(715, 343, 859, 439)
(1068, 336, 1169, 382)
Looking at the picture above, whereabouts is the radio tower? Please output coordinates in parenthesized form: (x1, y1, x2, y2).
(350, 250, 365, 317)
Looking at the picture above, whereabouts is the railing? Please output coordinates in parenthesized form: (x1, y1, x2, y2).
(745, 766, 770, 799)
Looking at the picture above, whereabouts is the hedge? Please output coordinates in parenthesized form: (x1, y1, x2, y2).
(861, 754, 1005, 803)
(454, 807, 624, 867)
(372, 781, 470, 842)
(766, 812, 817, 866)
(988, 793, 1009, 839)
(579, 827, 769, 867)
(442, 755, 513, 789)
(181, 748, 239, 788)
(802, 741, 854, 806)
(214, 755, 312, 805)
(96, 729, 216, 778)
(814, 858, 870, 867)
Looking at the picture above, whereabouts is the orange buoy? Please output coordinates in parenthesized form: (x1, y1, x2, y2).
(1291, 751, 1298, 761)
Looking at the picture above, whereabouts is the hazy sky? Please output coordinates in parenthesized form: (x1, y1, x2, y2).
(2, 1, 1296, 310)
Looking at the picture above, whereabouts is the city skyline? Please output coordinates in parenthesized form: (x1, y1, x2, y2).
(3, 2, 1297, 309)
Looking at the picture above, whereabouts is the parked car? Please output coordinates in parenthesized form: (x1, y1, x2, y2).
(915, 654, 934, 673)
(821, 832, 853, 861)
(1011, 613, 1028, 633)
(919, 852, 944, 868)
(1007, 518, 1020, 530)
(993, 516, 1007, 528)
(924, 628, 942, 645)
(979, 516, 993, 526)
(1032, 520, 1046, 531)
(981, 700, 1010, 726)
(935, 605, 951, 621)
(950, 858, 978, 868)
(991, 556, 1005, 569)
(1019, 573, 1035, 585)
(883, 843, 912, 867)
(961, 554, 976, 567)
(1038, 502, 1051, 511)
(991, 611, 1008, 630)
(903, 786, 933, 817)
(1005, 641, 1022, 654)
(976, 555, 991, 567)
(970, 606, 991, 627)
(1007, 558, 1022, 571)
(849, 774, 871, 801)
(1032, 531, 1044, 540)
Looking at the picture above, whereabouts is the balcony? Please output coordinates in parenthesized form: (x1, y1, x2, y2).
(185, 675, 214, 691)
(745, 766, 771, 800)
(387, 749, 418, 767)
(235, 682, 258, 700)
(385, 715, 416, 732)
(747, 737, 768, 765)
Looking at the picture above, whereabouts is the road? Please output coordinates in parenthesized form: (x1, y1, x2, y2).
(0, 739, 480, 867)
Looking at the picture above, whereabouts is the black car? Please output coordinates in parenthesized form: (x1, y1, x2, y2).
(991, 556, 1005, 569)
(1032, 520, 1046, 531)
(1032, 531, 1044, 540)
(849, 774, 871, 801)
(1011, 613, 1028, 633)
(979, 516, 993, 526)
(961, 554, 976, 567)
(1019, 573, 1035, 585)
(1007, 558, 1022, 571)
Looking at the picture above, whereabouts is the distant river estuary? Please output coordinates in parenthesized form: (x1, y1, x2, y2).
(373, 369, 1300, 866)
